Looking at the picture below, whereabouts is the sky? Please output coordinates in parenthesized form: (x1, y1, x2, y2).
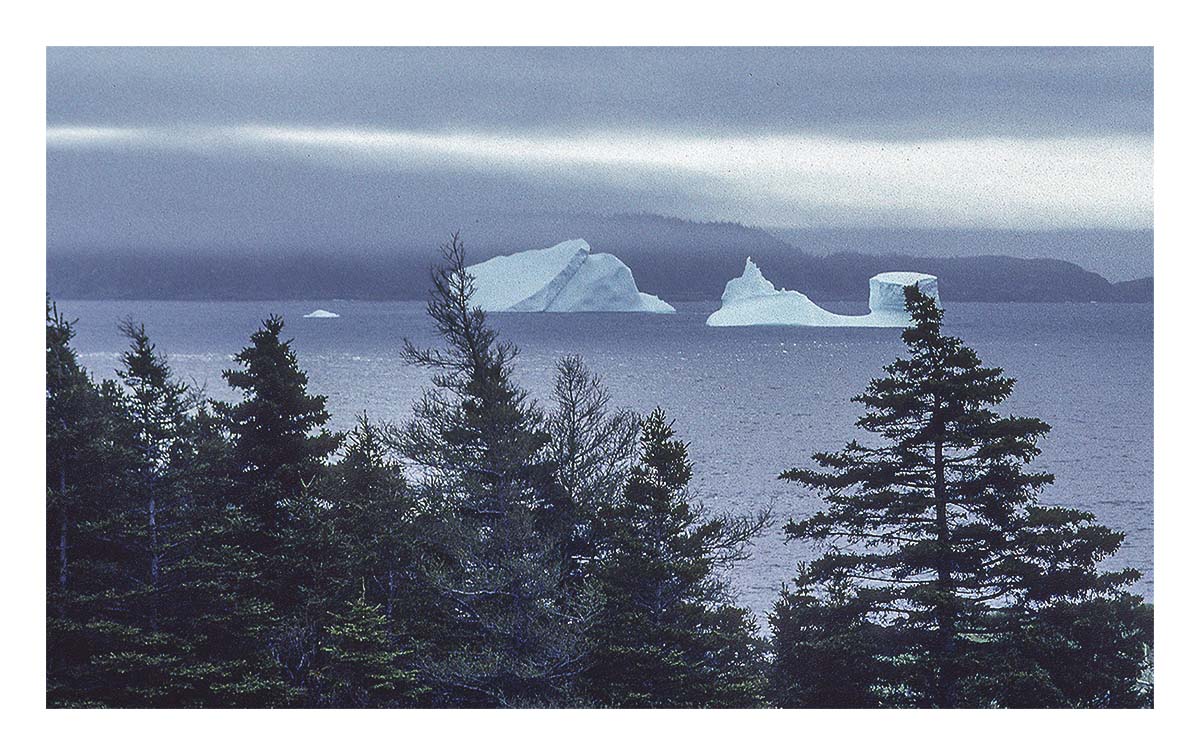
(47, 47, 1153, 260)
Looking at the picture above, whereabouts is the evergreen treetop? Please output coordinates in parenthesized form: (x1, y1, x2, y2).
(215, 314, 340, 530)
(585, 408, 768, 708)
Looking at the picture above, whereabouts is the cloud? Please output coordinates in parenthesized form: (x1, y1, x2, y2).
(45, 126, 151, 146)
(47, 124, 1152, 230)
(47, 47, 1154, 140)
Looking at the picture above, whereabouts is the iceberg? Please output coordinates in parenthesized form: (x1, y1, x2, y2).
(867, 272, 942, 324)
(706, 259, 939, 328)
(466, 239, 675, 314)
(303, 309, 340, 319)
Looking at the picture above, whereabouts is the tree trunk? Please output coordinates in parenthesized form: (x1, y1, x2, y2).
(933, 412, 955, 708)
(149, 491, 160, 631)
(58, 465, 68, 619)
(386, 570, 395, 622)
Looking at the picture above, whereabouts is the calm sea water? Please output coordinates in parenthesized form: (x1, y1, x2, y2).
(60, 299, 1154, 618)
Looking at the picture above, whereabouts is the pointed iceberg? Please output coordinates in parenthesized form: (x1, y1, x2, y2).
(719, 256, 778, 304)
(466, 239, 675, 314)
(303, 309, 340, 319)
(706, 258, 939, 327)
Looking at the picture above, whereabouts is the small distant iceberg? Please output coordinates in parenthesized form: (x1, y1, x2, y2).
(303, 309, 340, 319)
(706, 259, 939, 328)
(466, 239, 675, 314)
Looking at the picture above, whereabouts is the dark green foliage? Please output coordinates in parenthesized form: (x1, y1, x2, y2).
(546, 354, 640, 586)
(582, 409, 768, 708)
(70, 320, 198, 705)
(392, 235, 594, 706)
(311, 594, 427, 707)
(47, 302, 147, 706)
(275, 414, 429, 706)
(206, 314, 344, 697)
(214, 314, 340, 534)
(168, 525, 293, 706)
(48, 308, 293, 707)
(115, 319, 191, 630)
(955, 592, 1153, 708)
(769, 568, 892, 708)
(46, 301, 129, 620)
(321, 414, 424, 631)
(773, 286, 1152, 708)
(160, 402, 294, 706)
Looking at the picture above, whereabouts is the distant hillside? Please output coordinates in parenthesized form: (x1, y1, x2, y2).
(47, 214, 1152, 303)
(765, 227, 1153, 283)
(1112, 277, 1153, 303)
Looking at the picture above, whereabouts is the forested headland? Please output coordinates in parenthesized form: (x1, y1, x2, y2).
(46, 236, 1153, 708)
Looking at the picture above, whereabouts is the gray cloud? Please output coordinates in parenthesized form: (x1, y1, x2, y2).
(47, 124, 1152, 230)
(46, 47, 1153, 256)
(47, 47, 1152, 139)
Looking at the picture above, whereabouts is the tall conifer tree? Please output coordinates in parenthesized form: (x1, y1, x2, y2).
(211, 315, 341, 700)
(284, 414, 429, 706)
(775, 287, 1152, 708)
(393, 234, 593, 706)
(116, 320, 190, 630)
(215, 314, 340, 534)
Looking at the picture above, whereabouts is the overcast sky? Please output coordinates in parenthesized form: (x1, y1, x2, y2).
(47, 47, 1153, 254)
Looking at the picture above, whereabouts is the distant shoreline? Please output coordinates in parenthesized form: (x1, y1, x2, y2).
(49, 296, 1154, 306)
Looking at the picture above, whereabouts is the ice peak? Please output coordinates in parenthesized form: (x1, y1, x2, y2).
(721, 257, 779, 305)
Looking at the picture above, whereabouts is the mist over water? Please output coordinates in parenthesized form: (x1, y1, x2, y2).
(61, 299, 1153, 619)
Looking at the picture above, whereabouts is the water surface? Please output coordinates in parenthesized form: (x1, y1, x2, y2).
(61, 299, 1154, 618)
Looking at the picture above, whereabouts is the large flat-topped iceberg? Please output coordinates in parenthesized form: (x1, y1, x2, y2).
(466, 239, 674, 314)
(869, 272, 940, 316)
(706, 259, 939, 328)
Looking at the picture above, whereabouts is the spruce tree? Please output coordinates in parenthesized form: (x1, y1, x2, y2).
(53, 313, 293, 707)
(215, 314, 340, 536)
(46, 300, 118, 623)
(116, 319, 190, 631)
(214, 315, 347, 698)
(333, 415, 429, 696)
(546, 354, 640, 586)
(320, 414, 421, 622)
(160, 401, 293, 707)
(312, 593, 427, 707)
(66, 320, 203, 706)
(393, 234, 593, 706)
(583, 409, 768, 708)
(775, 286, 1152, 708)
(278, 414, 430, 705)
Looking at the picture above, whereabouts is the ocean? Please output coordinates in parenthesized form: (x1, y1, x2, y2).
(59, 299, 1154, 619)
